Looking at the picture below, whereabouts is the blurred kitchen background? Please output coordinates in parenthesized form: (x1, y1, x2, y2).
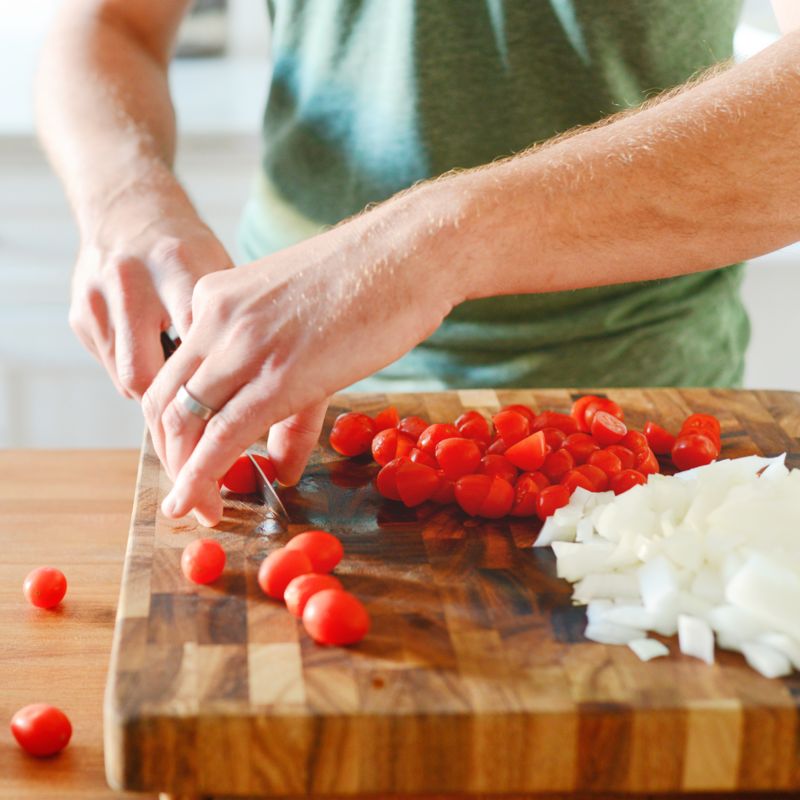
(0, 0, 796, 448)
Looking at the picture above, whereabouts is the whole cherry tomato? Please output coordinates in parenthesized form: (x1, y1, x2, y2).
(285, 530, 343, 573)
(575, 463, 609, 492)
(542, 448, 575, 482)
(302, 589, 370, 646)
(605, 444, 635, 470)
(435, 437, 482, 481)
(258, 548, 313, 600)
(23, 567, 67, 609)
(10, 704, 72, 757)
(671, 433, 719, 471)
(620, 430, 648, 452)
(644, 421, 676, 455)
(181, 539, 226, 585)
(499, 403, 537, 427)
(221, 453, 275, 494)
(329, 412, 376, 457)
(284, 574, 343, 618)
(397, 416, 429, 440)
(587, 449, 623, 477)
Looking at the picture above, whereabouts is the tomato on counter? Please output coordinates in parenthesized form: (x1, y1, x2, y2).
(11, 704, 72, 757)
(23, 567, 67, 609)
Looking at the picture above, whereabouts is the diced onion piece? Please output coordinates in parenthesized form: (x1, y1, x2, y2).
(585, 620, 646, 645)
(628, 638, 670, 662)
(741, 641, 792, 679)
(678, 614, 715, 665)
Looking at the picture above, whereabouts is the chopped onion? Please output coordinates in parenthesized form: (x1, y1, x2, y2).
(678, 614, 715, 665)
(628, 638, 669, 662)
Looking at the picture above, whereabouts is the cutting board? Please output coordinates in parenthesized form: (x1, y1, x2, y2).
(104, 388, 800, 797)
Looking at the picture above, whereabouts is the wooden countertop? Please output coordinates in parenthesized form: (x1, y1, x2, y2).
(0, 446, 797, 800)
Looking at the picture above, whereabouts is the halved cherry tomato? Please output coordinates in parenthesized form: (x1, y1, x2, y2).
(11, 704, 72, 757)
(430, 472, 456, 504)
(285, 530, 343, 573)
(671, 433, 718, 471)
(499, 403, 537, 427)
(591, 411, 627, 446)
(682, 413, 721, 435)
(302, 589, 370, 646)
(397, 415, 429, 440)
(455, 410, 492, 445)
(258, 548, 313, 600)
(525, 471, 551, 491)
(491, 410, 530, 445)
(605, 444, 635, 470)
(181, 539, 226, 585)
(620, 430, 648, 452)
(375, 457, 409, 501)
(23, 567, 67, 609)
(479, 476, 515, 518)
(561, 469, 596, 494)
(373, 406, 399, 432)
(409, 447, 437, 469)
(532, 410, 578, 435)
(505, 431, 548, 471)
(575, 463, 609, 492)
(371, 428, 416, 466)
(542, 448, 575, 482)
(486, 438, 509, 455)
(536, 484, 571, 520)
(587, 449, 622, 477)
(395, 461, 439, 506)
(563, 432, 600, 464)
(540, 427, 567, 451)
(284, 574, 343, 618)
(417, 423, 460, 456)
(329, 412, 376, 457)
(511, 473, 541, 517)
(610, 469, 647, 494)
(570, 394, 603, 432)
(221, 453, 272, 494)
(680, 421, 721, 450)
(478, 454, 518, 484)
(634, 446, 660, 475)
(454, 474, 492, 516)
(435, 437, 482, 481)
(644, 421, 676, 455)
(585, 398, 624, 430)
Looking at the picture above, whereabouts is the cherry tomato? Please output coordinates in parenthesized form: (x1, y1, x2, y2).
(455, 410, 492, 444)
(375, 457, 409, 501)
(329, 412, 376, 456)
(285, 530, 343, 573)
(525, 471, 551, 491)
(395, 460, 439, 506)
(536, 484, 571, 520)
(397, 415, 429, 440)
(511, 473, 542, 517)
(373, 406, 399, 432)
(478, 454, 518, 484)
(542, 448, 575, 482)
(605, 444, 635, 470)
(499, 403, 537, 427)
(563, 432, 600, 464)
(23, 567, 67, 609)
(408, 447, 438, 469)
(575, 463, 609, 492)
(302, 589, 370, 646)
(479, 476, 515, 518)
(610, 469, 647, 494)
(371, 428, 416, 466)
(561, 469, 596, 494)
(10, 704, 72, 757)
(620, 430, 648, 452)
(284, 574, 343, 618)
(570, 394, 603, 432)
(491, 410, 530, 445)
(504, 431, 548, 471)
(682, 413, 721, 435)
(587, 449, 623, 477)
(430, 471, 456, 504)
(221, 454, 265, 494)
(585, 398, 624, 430)
(486, 438, 509, 455)
(258, 548, 313, 600)
(680, 420, 721, 450)
(644, 421, 676, 455)
(435, 437, 482, 481)
(454, 474, 492, 516)
(671, 433, 719, 471)
(532, 410, 579, 435)
(634, 447, 660, 475)
(417, 423, 460, 456)
(591, 410, 628, 446)
(539, 426, 567, 451)
(181, 539, 226, 585)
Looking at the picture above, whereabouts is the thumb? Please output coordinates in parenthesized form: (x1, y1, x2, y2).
(267, 400, 329, 486)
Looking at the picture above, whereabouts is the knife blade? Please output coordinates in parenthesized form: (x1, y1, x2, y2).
(247, 452, 290, 528)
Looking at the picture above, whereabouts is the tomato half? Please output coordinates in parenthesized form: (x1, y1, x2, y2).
(504, 431, 548, 471)
(455, 410, 492, 445)
(542, 448, 574, 482)
(563, 432, 600, 465)
(570, 394, 603, 432)
(478, 454, 518, 484)
(499, 403, 537, 427)
(531, 410, 579, 435)
(479, 476, 515, 518)
(491, 410, 530, 445)
(397, 416, 429, 441)
(610, 469, 647, 495)
(644, 421, 676, 456)
(371, 428, 416, 466)
(373, 406, 399, 432)
(435, 437, 482, 481)
(511, 473, 541, 517)
(375, 457, 409, 501)
(620, 430, 648, 452)
(587, 449, 622, 477)
(454, 474, 492, 516)
(417, 423, 460, 456)
(536, 484, 571, 520)
(395, 461, 439, 507)
(591, 411, 627, 446)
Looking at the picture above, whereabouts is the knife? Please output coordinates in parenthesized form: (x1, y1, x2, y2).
(247, 451, 290, 528)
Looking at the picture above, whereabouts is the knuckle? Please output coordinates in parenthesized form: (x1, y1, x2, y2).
(162, 400, 189, 438)
(203, 412, 242, 451)
(151, 236, 191, 269)
(141, 389, 158, 425)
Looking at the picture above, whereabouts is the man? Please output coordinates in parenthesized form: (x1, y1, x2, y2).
(37, 1, 800, 526)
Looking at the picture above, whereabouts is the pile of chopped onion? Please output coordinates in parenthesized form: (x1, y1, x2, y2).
(535, 454, 800, 678)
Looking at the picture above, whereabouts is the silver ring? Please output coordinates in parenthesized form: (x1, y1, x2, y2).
(176, 384, 217, 421)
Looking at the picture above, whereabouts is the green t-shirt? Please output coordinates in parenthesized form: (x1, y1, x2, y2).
(240, 0, 749, 390)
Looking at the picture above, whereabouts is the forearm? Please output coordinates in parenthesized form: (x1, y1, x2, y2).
(404, 29, 800, 304)
(35, 0, 195, 242)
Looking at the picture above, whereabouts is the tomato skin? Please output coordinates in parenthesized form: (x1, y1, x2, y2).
(373, 406, 399, 432)
(491, 410, 530, 446)
(417, 423, 460, 457)
(620, 430, 648, 452)
(644, 422, 676, 455)
(397, 416, 429, 441)
(329, 412, 376, 457)
(408, 447, 438, 469)
(585, 398, 624, 430)
(430, 472, 456, 504)
(221, 454, 258, 494)
(505, 431, 548, 471)
(478, 476, 515, 518)
(560, 469, 596, 494)
(258, 548, 313, 600)
(499, 403, 537, 427)
(10, 704, 72, 758)
(181, 539, 226, 585)
(375, 457, 409, 501)
(371, 429, 416, 467)
(285, 530, 343, 573)
(486, 438, 509, 455)
(478, 454, 518, 484)
(591, 411, 628, 446)
(511, 472, 548, 516)
(542, 448, 575, 482)
(536, 484, 571, 520)
(455, 410, 492, 445)
(302, 589, 370, 646)
(395, 461, 439, 507)
(435, 437, 482, 481)
(532, 411, 579, 435)
(605, 444, 635, 470)
(575, 464, 609, 492)
(634, 447, 660, 476)
(587, 449, 622, 477)
(284, 574, 343, 618)
(23, 567, 67, 609)
(454, 474, 493, 516)
(610, 469, 647, 494)
(671, 433, 718, 471)
(570, 394, 603, 432)
(563, 433, 600, 465)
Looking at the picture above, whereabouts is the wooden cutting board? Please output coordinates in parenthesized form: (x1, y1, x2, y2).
(104, 388, 800, 797)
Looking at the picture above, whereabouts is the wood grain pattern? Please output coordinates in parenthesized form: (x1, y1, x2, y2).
(105, 389, 800, 797)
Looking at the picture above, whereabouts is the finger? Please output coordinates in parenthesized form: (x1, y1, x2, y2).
(160, 272, 196, 339)
(84, 294, 131, 399)
(267, 400, 328, 486)
(111, 302, 167, 400)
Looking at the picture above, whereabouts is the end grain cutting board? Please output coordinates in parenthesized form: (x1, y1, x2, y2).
(104, 388, 800, 797)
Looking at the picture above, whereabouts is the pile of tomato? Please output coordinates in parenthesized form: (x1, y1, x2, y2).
(329, 396, 723, 520)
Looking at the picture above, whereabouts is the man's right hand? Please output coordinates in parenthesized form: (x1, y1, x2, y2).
(70, 213, 233, 399)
